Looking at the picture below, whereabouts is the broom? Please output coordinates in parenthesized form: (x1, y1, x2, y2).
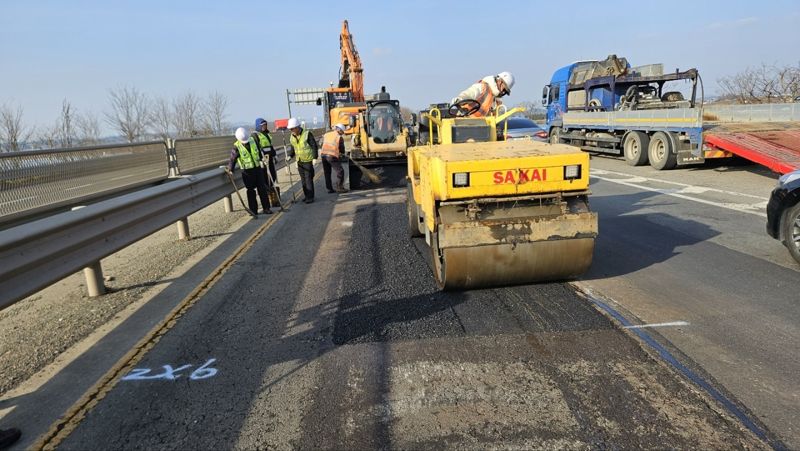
(348, 157, 383, 184)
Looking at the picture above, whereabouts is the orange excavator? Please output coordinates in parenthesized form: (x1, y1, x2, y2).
(320, 20, 365, 133)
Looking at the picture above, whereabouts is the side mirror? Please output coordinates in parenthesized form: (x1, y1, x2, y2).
(411, 113, 417, 126)
(348, 116, 357, 127)
(542, 85, 549, 100)
(315, 97, 322, 106)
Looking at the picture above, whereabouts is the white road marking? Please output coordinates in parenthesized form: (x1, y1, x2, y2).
(591, 169, 768, 218)
(64, 183, 94, 191)
(592, 168, 769, 200)
(624, 321, 690, 329)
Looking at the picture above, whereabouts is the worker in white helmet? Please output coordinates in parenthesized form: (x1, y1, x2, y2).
(286, 117, 319, 203)
(320, 123, 348, 194)
(451, 71, 515, 117)
(226, 127, 271, 216)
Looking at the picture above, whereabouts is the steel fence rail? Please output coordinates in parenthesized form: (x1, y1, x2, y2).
(0, 168, 234, 310)
(703, 102, 800, 122)
(0, 142, 169, 226)
(0, 129, 326, 228)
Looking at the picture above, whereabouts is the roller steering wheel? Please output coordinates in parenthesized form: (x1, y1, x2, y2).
(448, 99, 481, 117)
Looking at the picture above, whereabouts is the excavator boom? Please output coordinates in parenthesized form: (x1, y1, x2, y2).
(339, 20, 364, 102)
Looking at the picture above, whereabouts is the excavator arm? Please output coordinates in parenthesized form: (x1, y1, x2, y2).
(339, 20, 364, 103)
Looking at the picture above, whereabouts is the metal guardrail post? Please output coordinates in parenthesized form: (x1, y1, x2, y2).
(71, 206, 107, 296)
(223, 195, 233, 213)
(176, 217, 190, 240)
(83, 261, 106, 297)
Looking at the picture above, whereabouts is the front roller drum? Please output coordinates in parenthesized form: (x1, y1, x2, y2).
(431, 235, 595, 290)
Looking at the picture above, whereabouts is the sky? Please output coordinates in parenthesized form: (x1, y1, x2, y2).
(1, 0, 799, 133)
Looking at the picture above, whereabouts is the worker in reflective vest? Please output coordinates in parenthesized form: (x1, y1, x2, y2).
(227, 127, 271, 215)
(287, 118, 319, 204)
(252, 118, 277, 187)
(320, 124, 347, 193)
(451, 71, 515, 117)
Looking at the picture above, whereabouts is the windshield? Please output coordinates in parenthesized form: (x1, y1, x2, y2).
(367, 103, 401, 143)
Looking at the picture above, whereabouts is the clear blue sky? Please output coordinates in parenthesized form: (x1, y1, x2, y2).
(1, 0, 798, 132)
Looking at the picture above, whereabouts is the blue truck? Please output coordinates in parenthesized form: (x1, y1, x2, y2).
(542, 55, 705, 170)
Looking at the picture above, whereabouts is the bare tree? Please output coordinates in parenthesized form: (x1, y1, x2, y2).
(0, 103, 33, 152)
(150, 97, 173, 140)
(399, 106, 416, 123)
(718, 63, 800, 103)
(203, 91, 229, 135)
(172, 91, 203, 138)
(76, 111, 102, 146)
(105, 86, 151, 142)
(55, 99, 77, 148)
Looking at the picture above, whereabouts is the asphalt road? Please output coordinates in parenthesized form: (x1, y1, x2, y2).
(46, 166, 762, 449)
(581, 156, 800, 448)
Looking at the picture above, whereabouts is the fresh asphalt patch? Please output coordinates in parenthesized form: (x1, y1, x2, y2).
(53, 175, 766, 449)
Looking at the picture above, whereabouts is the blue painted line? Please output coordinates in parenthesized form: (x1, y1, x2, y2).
(590, 297, 786, 451)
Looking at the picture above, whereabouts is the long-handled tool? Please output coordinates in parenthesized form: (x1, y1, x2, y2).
(278, 130, 299, 202)
(262, 155, 286, 212)
(222, 167, 257, 217)
(348, 156, 382, 184)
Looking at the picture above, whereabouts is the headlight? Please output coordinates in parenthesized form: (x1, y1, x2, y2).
(452, 172, 470, 187)
(564, 165, 581, 180)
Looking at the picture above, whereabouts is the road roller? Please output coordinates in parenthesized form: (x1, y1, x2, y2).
(407, 102, 598, 290)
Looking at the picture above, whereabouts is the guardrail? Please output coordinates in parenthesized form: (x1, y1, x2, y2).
(0, 168, 234, 310)
(0, 129, 324, 227)
(703, 102, 800, 122)
(0, 130, 328, 309)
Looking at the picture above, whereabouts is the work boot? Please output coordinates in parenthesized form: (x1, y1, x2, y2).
(336, 187, 348, 193)
(263, 209, 273, 215)
(327, 189, 335, 193)
(0, 428, 21, 449)
(304, 198, 314, 204)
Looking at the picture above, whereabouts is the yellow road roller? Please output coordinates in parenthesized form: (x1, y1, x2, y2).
(407, 102, 598, 290)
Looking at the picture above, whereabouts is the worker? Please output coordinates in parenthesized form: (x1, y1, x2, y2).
(287, 117, 319, 203)
(451, 71, 515, 117)
(226, 127, 272, 216)
(0, 427, 21, 449)
(320, 124, 347, 193)
(251, 118, 278, 187)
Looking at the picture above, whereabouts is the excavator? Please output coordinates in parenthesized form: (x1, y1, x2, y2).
(319, 20, 410, 188)
(320, 20, 365, 134)
(407, 101, 598, 290)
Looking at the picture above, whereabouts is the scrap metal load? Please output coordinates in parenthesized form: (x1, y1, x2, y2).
(407, 104, 598, 289)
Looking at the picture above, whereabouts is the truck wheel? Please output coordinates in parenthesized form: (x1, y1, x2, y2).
(406, 183, 423, 238)
(623, 131, 650, 166)
(648, 132, 677, 170)
(549, 127, 562, 144)
(781, 202, 800, 265)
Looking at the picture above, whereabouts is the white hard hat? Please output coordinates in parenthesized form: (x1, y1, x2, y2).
(497, 71, 515, 94)
(335, 124, 346, 131)
(235, 127, 248, 143)
(287, 117, 300, 129)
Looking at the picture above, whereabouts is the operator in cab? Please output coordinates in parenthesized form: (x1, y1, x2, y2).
(451, 72, 515, 117)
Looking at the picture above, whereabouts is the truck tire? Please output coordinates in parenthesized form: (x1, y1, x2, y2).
(781, 201, 800, 265)
(406, 182, 423, 238)
(648, 132, 677, 170)
(549, 127, 562, 144)
(623, 131, 650, 166)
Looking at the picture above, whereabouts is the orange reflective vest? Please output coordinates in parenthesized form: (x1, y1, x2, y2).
(321, 131, 343, 158)
(471, 80, 496, 117)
